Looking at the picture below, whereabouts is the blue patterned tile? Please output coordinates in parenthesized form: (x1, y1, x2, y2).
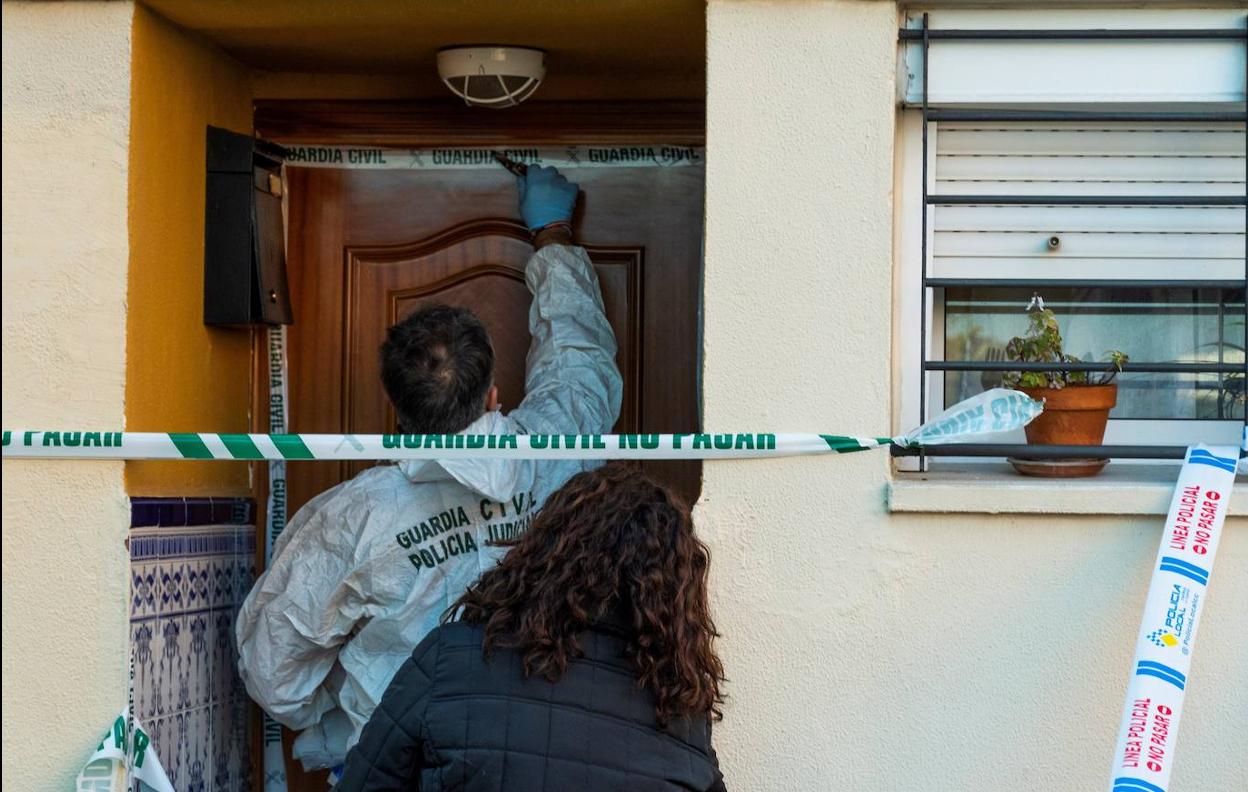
(162, 500, 189, 528)
(211, 702, 233, 790)
(148, 716, 175, 790)
(158, 560, 189, 615)
(211, 608, 236, 705)
(185, 611, 212, 709)
(186, 498, 215, 527)
(175, 644, 193, 714)
(133, 497, 255, 528)
(132, 620, 158, 722)
(131, 561, 159, 620)
(129, 509, 256, 789)
(129, 531, 161, 563)
(155, 615, 183, 718)
(212, 556, 229, 608)
(211, 499, 236, 526)
(229, 695, 254, 791)
(231, 560, 254, 614)
(229, 499, 255, 525)
(182, 707, 211, 792)
(212, 556, 235, 608)
(131, 500, 161, 528)
(235, 525, 257, 556)
(187, 558, 212, 612)
(170, 711, 189, 791)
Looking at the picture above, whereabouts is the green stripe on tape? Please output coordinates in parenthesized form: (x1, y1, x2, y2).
(219, 434, 263, 460)
(168, 433, 213, 459)
(272, 434, 314, 460)
(820, 435, 869, 452)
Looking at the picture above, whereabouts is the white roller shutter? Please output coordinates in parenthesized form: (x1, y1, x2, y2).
(930, 123, 1246, 283)
(900, 8, 1247, 105)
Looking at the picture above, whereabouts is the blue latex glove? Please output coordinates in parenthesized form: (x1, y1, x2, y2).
(518, 165, 578, 231)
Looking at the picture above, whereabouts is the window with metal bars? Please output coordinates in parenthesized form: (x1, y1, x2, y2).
(894, 12, 1247, 468)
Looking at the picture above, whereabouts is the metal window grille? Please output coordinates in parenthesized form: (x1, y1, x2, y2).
(894, 16, 1248, 467)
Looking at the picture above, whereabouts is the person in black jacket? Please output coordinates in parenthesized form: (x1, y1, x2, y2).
(336, 463, 727, 791)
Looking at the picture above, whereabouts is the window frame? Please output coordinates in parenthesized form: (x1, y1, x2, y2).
(893, 11, 1248, 472)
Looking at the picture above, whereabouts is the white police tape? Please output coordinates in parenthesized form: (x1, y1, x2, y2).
(263, 326, 290, 792)
(282, 144, 703, 171)
(1, 390, 1043, 462)
(1108, 438, 1243, 792)
(75, 709, 173, 792)
(47, 388, 1032, 786)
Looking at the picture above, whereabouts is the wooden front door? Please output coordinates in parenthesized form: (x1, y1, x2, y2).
(273, 152, 703, 787)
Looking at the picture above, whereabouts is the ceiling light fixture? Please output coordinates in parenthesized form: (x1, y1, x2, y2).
(437, 46, 546, 108)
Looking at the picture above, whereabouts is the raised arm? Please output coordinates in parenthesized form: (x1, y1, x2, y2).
(508, 166, 622, 435)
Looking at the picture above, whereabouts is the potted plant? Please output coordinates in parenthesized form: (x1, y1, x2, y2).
(1002, 295, 1128, 477)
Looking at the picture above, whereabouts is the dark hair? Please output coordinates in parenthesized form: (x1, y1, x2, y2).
(380, 303, 494, 434)
(448, 463, 725, 725)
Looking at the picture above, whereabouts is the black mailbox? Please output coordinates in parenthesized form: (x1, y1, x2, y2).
(204, 126, 292, 326)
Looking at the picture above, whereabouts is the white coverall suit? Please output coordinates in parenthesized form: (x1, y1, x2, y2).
(236, 244, 623, 770)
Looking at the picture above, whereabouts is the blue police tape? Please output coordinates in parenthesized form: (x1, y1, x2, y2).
(1107, 433, 1244, 792)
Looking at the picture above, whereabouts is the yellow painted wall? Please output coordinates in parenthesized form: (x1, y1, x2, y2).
(2, 2, 134, 786)
(126, 4, 255, 495)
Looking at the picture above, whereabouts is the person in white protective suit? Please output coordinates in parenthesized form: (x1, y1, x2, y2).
(236, 165, 623, 775)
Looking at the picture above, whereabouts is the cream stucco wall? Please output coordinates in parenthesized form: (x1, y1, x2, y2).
(1, 1, 134, 788)
(701, 2, 1246, 791)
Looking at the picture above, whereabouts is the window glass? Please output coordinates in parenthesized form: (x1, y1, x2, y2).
(944, 286, 1246, 420)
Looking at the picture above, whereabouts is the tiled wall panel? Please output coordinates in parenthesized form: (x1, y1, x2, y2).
(130, 498, 255, 791)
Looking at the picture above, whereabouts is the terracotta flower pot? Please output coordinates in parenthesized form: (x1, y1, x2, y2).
(1010, 383, 1118, 477)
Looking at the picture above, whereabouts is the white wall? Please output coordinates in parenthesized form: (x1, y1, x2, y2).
(701, 2, 1246, 790)
(1, 2, 133, 787)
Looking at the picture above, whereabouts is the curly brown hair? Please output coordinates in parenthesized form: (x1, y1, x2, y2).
(446, 463, 725, 725)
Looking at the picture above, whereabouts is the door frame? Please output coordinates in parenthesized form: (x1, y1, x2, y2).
(254, 99, 706, 147)
(247, 99, 706, 788)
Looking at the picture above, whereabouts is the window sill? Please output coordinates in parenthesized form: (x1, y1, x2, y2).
(887, 463, 1248, 516)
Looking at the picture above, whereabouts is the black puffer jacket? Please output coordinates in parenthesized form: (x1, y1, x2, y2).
(336, 618, 726, 792)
